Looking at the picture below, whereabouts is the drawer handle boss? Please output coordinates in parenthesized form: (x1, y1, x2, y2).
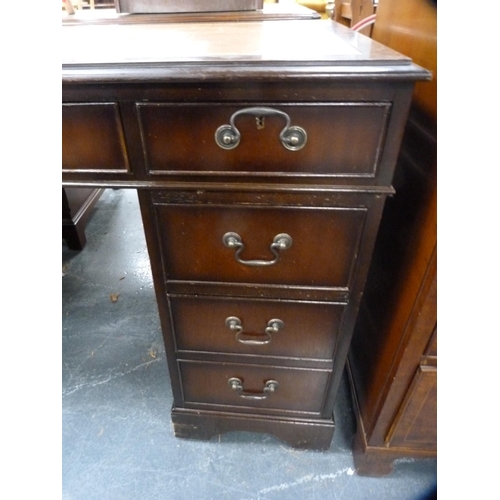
(225, 316, 285, 345)
(222, 232, 293, 267)
(215, 107, 307, 151)
(228, 377, 279, 400)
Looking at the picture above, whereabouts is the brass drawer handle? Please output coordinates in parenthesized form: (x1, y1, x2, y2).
(225, 316, 284, 345)
(214, 106, 307, 151)
(228, 377, 279, 400)
(222, 232, 292, 267)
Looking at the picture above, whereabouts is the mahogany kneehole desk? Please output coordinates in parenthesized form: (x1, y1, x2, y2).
(62, 19, 430, 450)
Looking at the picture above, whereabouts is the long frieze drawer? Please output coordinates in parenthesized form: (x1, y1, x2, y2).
(179, 360, 331, 414)
(154, 204, 366, 289)
(62, 103, 130, 173)
(137, 102, 391, 178)
(171, 295, 345, 360)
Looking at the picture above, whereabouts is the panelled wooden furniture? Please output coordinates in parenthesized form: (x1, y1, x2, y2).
(62, 18, 429, 451)
(347, 0, 437, 475)
(62, 187, 103, 250)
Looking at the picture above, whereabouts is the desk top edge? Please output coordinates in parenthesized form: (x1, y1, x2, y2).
(61, 20, 431, 82)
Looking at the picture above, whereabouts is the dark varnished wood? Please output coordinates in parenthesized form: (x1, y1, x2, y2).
(138, 102, 390, 177)
(179, 359, 331, 415)
(347, 0, 437, 475)
(171, 408, 335, 450)
(62, 103, 130, 173)
(385, 365, 437, 449)
(152, 202, 366, 288)
(350, 413, 436, 476)
(139, 182, 390, 433)
(62, 16, 429, 450)
(348, 107, 437, 475)
(61, 20, 426, 80)
(170, 295, 345, 361)
(62, 81, 417, 188)
(62, 187, 104, 250)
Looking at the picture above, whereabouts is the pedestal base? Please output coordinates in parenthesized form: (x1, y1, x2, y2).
(171, 407, 335, 451)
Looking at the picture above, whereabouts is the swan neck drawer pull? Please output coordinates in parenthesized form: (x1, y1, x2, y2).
(228, 377, 279, 400)
(214, 106, 307, 151)
(225, 316, 284, 345)
(222, 232, 292, 267)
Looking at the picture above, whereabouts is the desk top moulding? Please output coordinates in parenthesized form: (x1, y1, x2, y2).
(62, 20, 427, 84)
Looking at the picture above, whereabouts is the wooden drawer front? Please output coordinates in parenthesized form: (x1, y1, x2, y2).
(171, 296, 345, 360)
(180, 360, 331, 414)
(138, 102, 391, 178)
(62, 103, 129, 172)
(154, 204, 366, 289)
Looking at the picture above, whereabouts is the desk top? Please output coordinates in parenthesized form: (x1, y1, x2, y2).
(62, 19, 431, 83)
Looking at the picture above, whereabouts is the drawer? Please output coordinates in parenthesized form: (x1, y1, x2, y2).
(137, 102, 391, 178)
(154, 203, 366, 289)
(171, 296, 345, 360)
(179, 360, 331, 414)
(62, 103, 130, 173)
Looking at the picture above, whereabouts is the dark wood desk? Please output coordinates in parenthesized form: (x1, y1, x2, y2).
(62, 18, 429, 451)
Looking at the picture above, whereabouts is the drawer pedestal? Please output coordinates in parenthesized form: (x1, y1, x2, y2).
(137, 186, 390, 448)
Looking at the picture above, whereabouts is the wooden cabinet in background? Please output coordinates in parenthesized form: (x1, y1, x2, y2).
(334, 0, 375, 35)
(347, 0, 437, 476)
(62, 188, 103, 250)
